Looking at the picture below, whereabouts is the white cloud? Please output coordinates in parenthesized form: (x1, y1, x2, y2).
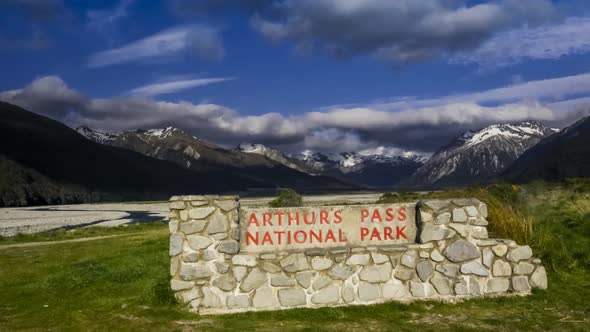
(127, 76, 236, 97)
(249, 0, 556, 62)
(87, 0, 134, 32)
(340, 72, 590, 112)
(87, 25, 224, 68)
(1, 73, 588, 154)
(451, 17, 590, 67)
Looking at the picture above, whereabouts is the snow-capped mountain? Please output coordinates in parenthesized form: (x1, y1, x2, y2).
(76, 126, 119, 144)
(503, 116, 590, 181)
(234, 143, 310, 173)
(238, 146, 425, 188)
(403, 121, 559, 188)
(76, 126, 353, 191)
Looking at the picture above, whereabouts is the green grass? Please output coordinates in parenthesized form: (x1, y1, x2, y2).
(1, 182, 589, 331)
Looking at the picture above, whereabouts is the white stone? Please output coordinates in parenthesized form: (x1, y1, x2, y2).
(482, 247, 494, 269)
(371, 252, 389, 264)
(311, 258, 333, 271)
(169, 201, 186, 210)
(168, 220, 178, 233)
(435, 264, 459, 278)
(430, 249, 445, 262)
(382, 280, 409, 299)
(401, 251, 418, 268)
(431, 275, 452, 295)
(232, 255, 257, 267)
(295, 271, 314, 288)
(492, 244, 508, 257)
(313, 275, 333, 290)
(342, 284, 355, 303)
(206, 212, 228, 235)
(346, 254, 371, 266)
(514, 262, 535, 275)
(188, 207, 215, 219)
(240, 268, 267, 292)
(202, 249, 217, 261)
(201, 287, 221, 307)
(507, 246, 533, 262)
(170, 234, 183, 256)
(217, 240, 239, 254)
(280, 253, 310, 272)
(178, 288, 202, 303)
(253, 286, 275, 308)
(214, 261, 229, 274)
(452, 208, 468, 222)
(278, 288, 306, 307)
(434, 212, 451, 225)
(419, 224, 456, 242)
(461, 261, 489, 276)
(530, 266, 547, 290)
(329, 264, 355, 280)
(311, 285, 340, 304)
(409, 281, 436, 297)
(444, 240, 480, 263)
(465, 206, 479, 217)
(227, 295, 250, 308)
(179, 210, 188, 222)
(478, 202, 488, 218)
(171, 279, 194, 291)
(187, 235, 212, 250)
(493, 260, 512, 277)
(271, 274, 296, 287)
(233, 266, 248, 282)
(214, 200, 237, 212)
(448, 223, 468, 237)
(261, 262, 282, 273)
(512, 276, 531, 292)
(416, 260, 434, 282)
(359, 263, 392, 283)
(212, 274, 237, 291)
(420, 211, 433, 223)
(170, 256, 179, 276)
(179, 220, 207, 234)
(180, 264, 213, 280)
(471, 226, 488, 239)
(394, 267, 415, 281)
(358, 282, 380, 301)
(486, 278, 509, 293)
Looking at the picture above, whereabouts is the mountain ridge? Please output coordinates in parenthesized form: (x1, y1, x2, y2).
(401, 121, 559, 189)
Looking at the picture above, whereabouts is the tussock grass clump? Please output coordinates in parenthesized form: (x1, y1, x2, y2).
(378, 183, 532, 244)
(269, 188, 303, 208)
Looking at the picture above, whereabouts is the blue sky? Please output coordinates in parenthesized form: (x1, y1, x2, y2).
(1, 0, 590, 155)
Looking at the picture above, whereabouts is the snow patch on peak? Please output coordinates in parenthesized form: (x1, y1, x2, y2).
(76, 126, 119, 144)
(236, 143, 268, 154)
(144, 127, 180, 139)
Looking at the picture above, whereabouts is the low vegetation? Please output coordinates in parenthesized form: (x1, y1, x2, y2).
(268, 188, 303, 208)
(0, 181, 588, 330)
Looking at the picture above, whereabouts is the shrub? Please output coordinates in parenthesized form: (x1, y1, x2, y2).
(269, 188, 303, 208)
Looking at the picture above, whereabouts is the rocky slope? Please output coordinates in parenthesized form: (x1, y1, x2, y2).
(503, 117, 590, 181)
(237, 146, 424, 188)
(0, 101, 270, 206)
(403, 121, 559, 189)
(77, 127, 353, 192)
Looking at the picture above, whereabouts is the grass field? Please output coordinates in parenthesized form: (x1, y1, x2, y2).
(0, 182, 589, 331)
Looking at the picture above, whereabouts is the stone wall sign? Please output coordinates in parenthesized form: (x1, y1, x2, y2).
(240, 203, 417, 252)
(168, 196, 547, 315)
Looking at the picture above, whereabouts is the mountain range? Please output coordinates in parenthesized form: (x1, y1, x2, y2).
(1, 100, 588, 206)
(401, 121, 559, 188)
(0, 102, 352, 206)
